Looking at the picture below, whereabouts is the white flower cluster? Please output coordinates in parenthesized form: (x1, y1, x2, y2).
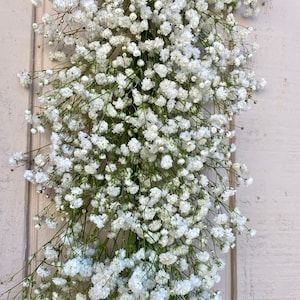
(10, 0, 265, 299)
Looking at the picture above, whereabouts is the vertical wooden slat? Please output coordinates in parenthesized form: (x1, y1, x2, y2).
(27, 1, 53, 273)
(23, 3, 38, 281)
(229, 118, 237, 300)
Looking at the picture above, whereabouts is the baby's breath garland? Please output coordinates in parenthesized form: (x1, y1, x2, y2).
(9, 0, 265, 299)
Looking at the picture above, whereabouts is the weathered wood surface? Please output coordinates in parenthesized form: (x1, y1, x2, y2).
(236, 1, 300, 299)
(0, 1, 33, 298)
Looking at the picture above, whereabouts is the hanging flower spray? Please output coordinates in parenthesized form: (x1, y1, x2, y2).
(7, 0, 265, 298)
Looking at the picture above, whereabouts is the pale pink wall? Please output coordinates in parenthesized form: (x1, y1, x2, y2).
(236, 1, 300, 299)
(1, 1, 299, 299)
(0, 0, 33, 297)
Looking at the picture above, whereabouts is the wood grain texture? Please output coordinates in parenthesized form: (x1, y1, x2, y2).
(0, 1, 33, 298)
(236, 1, 300, 299)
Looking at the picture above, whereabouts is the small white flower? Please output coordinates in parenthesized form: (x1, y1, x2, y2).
(9, 152, 28, 167)
(153, 64, 168, 78)
(76, 293, 87, 300)
(159, 252, 177, 265)
(52, 277, 67, 286)
(44, 244, 59, 261)
(92, 135, 110, 150)
(120, 144, 130, 156)
(200, 174, 209, 186)
(143, 208, 156, 220)
(106, 186, 121, 197)
(179, 201, 191, 214)
(196, 251, 210, 262)
(215, 87, 228, 101)
(35, 172, 49, 184)
(150, 288, 170, 300)
(127, 184, 139, 194)
(245, 177, 254, 186)
(248, 229, 256, 237)
(106, 103, 118, 117)
(215, 214, 229, 225)
(90, 214, 107, 229)
(52, 0, 79, 13)
(70, 197, 83, 209)
(160, 48, 170, 62)
(154, 96, 167, 107)
(160, 21, 172, 36)
(173, 279, 193, 296)
(141, 78, 154, 91)
(161, 155, 173, 169)
(128, 138, 142, 153)
(37, 265, 51, 278)
(60, 87, 73, 98)
(149, 187, 162, 200)
(81, 0, 97, 13)
(31, 0, 42, 7)
(63, 258, 80, 277)
(143, 124, 158, 141)
(160, 79, 178, 100)
(17, 71, 32, 87)
(155, 270, 170, 284)
(49, 51, 67, 62)
(84, 164, 97, 175)
(128, 267, 146, 296)
(148, 220, 162, 231)
(112, 123, 124, 134)
(211, 227, 225, 239)
(66, 66, 81, 79)
(45, 218, 58, 229)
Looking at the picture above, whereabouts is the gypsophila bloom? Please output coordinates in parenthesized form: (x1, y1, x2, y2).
(9, 152, 28, 167)
(8, 0, 264, 298)
(17, 71, 32, 87)
(31, 0, 41, 7)
(161, 155, 173, 170)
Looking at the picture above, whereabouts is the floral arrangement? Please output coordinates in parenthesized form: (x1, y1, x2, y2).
(8, 0, 265, 299)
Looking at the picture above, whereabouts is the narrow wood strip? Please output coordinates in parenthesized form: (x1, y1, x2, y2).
(23, 4, 37, 279)
(228, 116, 237, 300)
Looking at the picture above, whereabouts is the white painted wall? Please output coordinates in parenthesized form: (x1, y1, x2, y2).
(0, 1, 33, 298)
(236, 1, 300, 299)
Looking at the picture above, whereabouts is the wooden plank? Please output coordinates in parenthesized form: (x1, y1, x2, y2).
(236, 1, 300, 299)
(0, 1, 33, 298)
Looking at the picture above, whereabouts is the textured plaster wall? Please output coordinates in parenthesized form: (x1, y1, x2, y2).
(236, 1, 300, 299)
